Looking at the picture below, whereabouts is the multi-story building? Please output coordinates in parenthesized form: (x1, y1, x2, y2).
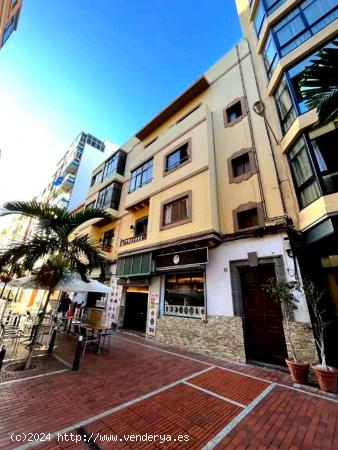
(0, 0, 23, 50)
(40, 132, 113, 212)
(236, 0, 338, 366)
(79, 38, 321, 367)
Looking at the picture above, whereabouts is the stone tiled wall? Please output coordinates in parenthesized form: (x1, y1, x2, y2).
(150, 315, 246, 362)
(284, 321, 318, 363)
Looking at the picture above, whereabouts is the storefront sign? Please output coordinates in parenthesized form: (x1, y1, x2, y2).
(147, 293, 158, 336)
(155, 248, 208, 270)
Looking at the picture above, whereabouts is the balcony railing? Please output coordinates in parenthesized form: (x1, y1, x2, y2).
(165, 305, 205, 319)
(120, 233, 147, 246)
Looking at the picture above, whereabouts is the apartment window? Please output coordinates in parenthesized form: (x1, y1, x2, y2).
(228, 149, 256, 183)
(165, 141, 190, 173)
(11, 0, 18, 8)
(312, 129, 338, 195)
(289, 137, 321, 209)
(90, 171, 102, 187)
(97, 182, 122, 210)
(2, 16, 16, 46)
(129, 159, 153, 193)
(102, 230, 114, 253)
(164, 271, 205, 318)
(274, 76, 297, 134)
(161, 192, 192, 230)
(254, 1, 266, 37)
(234, 203, 263, 231)
(134, 216, 148, 236)
(102, 151, 126, 180)
(273, 0, 337, 57)
(85, 201, 95, 210)
(224, 99, 246, 127)
(262, 35, 278, 79)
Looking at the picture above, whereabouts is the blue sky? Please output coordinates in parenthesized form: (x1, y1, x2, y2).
(0, 0, 242, 204)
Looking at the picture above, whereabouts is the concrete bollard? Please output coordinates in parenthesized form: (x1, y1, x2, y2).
(72, 335, 83, 371)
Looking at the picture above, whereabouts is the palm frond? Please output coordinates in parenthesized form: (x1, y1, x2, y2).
(69, 234, 108, 274)
(299, 41, 338, 125)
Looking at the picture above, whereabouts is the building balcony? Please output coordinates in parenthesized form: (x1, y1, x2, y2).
(56, 174, 75, 193)
(62, 157, 80, 175)
(120, 233, 147, 247)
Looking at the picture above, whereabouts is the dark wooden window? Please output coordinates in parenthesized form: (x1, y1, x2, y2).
(232, 153, 251, 177)
(163, 196, 188, 226)
(102, 230, 114, 253)
(226, 102, 242, 123)
(134, 217, 148, 236)
(237, 208, 259, 229)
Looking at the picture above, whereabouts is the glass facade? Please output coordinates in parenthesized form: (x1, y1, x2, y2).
(288, 129, 338, 209)
(262, 0, 338, 78)
(129, 159, 153, 192)
(96, 182, 122, 210)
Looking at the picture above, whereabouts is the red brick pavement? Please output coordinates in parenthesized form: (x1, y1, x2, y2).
(0, 332, 337, 450)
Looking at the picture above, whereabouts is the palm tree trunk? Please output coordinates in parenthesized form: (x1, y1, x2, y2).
(24, 289, 52, 370)
(1, 282, 7, 298)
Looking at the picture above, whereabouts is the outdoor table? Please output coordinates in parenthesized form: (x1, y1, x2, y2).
(82, 324, 111, 353)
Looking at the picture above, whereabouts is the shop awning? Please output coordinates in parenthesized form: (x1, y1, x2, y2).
(116, 252, 152, 278)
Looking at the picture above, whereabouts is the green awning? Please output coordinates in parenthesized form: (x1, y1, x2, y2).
(116, 252, 152, 277)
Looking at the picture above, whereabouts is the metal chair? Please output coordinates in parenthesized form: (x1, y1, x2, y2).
(101, 322, 117, 348)
(80, 326, 99, 356)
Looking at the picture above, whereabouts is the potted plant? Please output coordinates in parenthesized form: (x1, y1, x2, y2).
(303, 280, 338, 393)
(264, 279, 310, 384)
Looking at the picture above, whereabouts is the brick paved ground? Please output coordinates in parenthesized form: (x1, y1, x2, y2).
(0, 332, 337, 450)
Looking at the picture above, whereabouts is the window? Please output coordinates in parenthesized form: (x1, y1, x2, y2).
(102, 230, 114, 253)
(129, 159, 153, 193)
(288, 137, 321, 208)
(102, 151, 126, 180)
(97, 182, 122, 210)
(263, 0, 338, 78)
(234, 203, 263, 231)
(228, 149, 256, 183)
(85, 201, 95, 210)
(224, 99, 246, 127)
(274, 0, 337, 57)
(2, 15, 16, 46)
(134, 217, 148, 236)
(90, 171, 102, 187)
(164, 271, 205, 319)
(163, 197, 188, 226)
(311, 129, 338, 195)
(161, 192, 192, 230)
(226, 102, 242, 123)
(274, 76, 297, 134)
(165, 141, 190, 173)
(237, 208, 259, 229)
(254, 1, 266, 37)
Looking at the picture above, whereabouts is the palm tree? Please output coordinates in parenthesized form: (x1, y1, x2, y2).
(0, 201, 112, 369)
(299, 41, 338, 125)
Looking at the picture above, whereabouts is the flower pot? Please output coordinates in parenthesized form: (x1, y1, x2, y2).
(286, 359, 309, 384)
(311, 364, 338, 393)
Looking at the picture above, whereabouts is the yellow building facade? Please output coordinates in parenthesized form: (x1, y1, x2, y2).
(0, 0, 22, 50)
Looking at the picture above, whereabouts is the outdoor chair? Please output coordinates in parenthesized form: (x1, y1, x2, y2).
(101, 323, 117, 348)
(0, 323, 24, 355)
(80, 326, 99, 356)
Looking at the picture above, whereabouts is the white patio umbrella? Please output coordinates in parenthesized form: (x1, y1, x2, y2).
(8, 274, 112, 293)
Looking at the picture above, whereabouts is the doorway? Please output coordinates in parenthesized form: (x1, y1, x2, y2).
(240, 265, 288, 366)
(123, 292, 148, 333)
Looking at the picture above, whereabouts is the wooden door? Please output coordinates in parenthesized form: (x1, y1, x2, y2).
(240, 265, 288, 366)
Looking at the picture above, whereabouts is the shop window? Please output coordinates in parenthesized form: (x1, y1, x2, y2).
(129, 159, 153, 193)
(234, 203, 264, 231)
(160, 192, 192, 230)
(102, 230, 114, 253)
(288, 137, 321, 209)
(134, 216, 148, 236)
(164, 140, 191, 173)
(164, 271, 205, 319)
(228, 149, 256, 183)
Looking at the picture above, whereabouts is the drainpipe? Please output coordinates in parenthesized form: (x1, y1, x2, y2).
(236, 42, 288, 222)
